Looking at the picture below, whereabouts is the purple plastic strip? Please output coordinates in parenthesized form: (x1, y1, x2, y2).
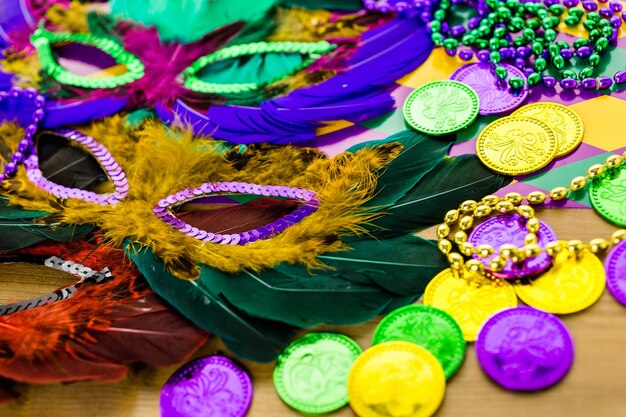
(24, 128, 129, 205)
(154, 182, 319, 245)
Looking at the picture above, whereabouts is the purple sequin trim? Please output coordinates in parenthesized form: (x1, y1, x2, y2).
(154, 182, 320, 245)
(24, 128, 129, 205)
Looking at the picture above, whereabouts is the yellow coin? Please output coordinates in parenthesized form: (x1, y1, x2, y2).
(348, 341, 445, 417)
(513, 102, 584, 157)
(423, 268, 518, 341)
(476, 116, 558, 175)
(515, 248, 605, 314)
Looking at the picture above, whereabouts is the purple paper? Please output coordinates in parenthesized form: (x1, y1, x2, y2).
(160, 355, 253, 417)
(450, 63, 528, 115)
(476, 306, 574, 391)
(468, 214, 556, 279)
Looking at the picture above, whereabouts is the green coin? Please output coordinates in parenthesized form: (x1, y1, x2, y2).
(403, 80, 480, 136)
(590, 165, 626, 227)
(372, 304, 466, 379)
(273, 332, 362, 414)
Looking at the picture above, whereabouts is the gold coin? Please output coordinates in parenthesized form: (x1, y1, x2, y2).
(476, 116, 558, 175)
(515, 249, 605, 314)
(513, 102, 584, 157)
(423, 268, 518, 341)
(348, 341, 446, 417)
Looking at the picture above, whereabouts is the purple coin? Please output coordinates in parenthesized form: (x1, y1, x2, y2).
(160, 355, 253, 417)
(476, 306, 574, 391)
(469, 214, 556, 279)
(605, 240, 626, 306)
(450, 63, 528, 115)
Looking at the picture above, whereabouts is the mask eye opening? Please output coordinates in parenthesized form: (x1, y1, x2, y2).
(30, 28, 145, 89)
(24, 128, 129, 205)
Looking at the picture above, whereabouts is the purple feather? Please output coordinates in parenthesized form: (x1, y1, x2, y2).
(159, 14, 433, 145)
(0, 0, 35, 44)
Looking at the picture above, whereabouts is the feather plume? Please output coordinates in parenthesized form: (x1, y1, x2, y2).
(0, 239, 208, 383)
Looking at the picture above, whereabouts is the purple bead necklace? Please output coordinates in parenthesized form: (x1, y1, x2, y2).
(154, 182, 320, 245)
(24, 128, 129, 205)
(0, 87, 46, 182)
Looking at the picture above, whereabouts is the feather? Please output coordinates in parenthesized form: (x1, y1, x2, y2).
(0, 0, 35, 45)
(0, 379, 18, 406)
(126, 235, 446, 362)
(284, 0, 365, 9)
(0, 240, 208, 383)
(347, 129, 454, 209)
(110, 0, 278, 44)
(368, 154, 513, 237)
(176, 197, 299, 235)
(157, 14, 433, 144)
(202, 234, 446, 328)
(126, 243, 297, 362)
(36, 131, 111, 192)
(0, 198, 93, 250)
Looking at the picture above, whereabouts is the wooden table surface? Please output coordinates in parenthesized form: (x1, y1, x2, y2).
(2, 208, 626, 417)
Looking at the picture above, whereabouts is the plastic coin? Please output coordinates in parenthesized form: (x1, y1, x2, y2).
(590, 165, 626, 227)
(372, 304, 466, 379)
(476, 116, 558, 175)
(348, 341, 446, 417)
(403, 80, 480, 136)
(273, 332, 362, 414)
(423, 268, 518, 341)
(513, 102, 583, 157)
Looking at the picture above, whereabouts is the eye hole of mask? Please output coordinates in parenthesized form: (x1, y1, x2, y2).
(52, 42, 127, 77)
(181, 41, 335, 104)
(31, 28, 145, 89)
(173, 194, 299, 235)
(36, 131, 112, 193)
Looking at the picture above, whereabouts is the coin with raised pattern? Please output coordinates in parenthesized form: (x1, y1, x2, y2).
(515, 248, 605, 314)
(476, 307, 574, 391)
(513, 102, 583, 157)
(590, 165, 626, 227)
(403, 80, 480, 136)
(160, 355, 253, 417)
(273, 332, 362, 414)
(372, 304, 466, 379)
(605, 240, 626, 306)
(476, 116, 558, 175)
(423, 268, 518, 341)
(348, 341, 446, 417)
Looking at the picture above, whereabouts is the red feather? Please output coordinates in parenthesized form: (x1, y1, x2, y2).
(0, 240, 208, 386)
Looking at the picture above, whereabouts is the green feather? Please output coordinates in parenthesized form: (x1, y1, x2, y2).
(368, 154, 512, 237)
(126, 243, 297, 362)
(348, 130, 453, 210)
(0, 198, 93, 250)
(283, 0, 365, 10)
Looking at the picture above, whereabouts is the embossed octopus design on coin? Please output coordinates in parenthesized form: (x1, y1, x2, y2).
(513, 102, 583, 157)
(160, 355, 253, 417)
(450, 63, 528, 115)
(476, 116, 557, 175)
(476, 307, 574, 391)
(403, 80, 480, 135)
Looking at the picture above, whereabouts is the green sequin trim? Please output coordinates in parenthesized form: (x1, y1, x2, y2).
(30, 28, 145, 89)
(181, 41, 336, 95)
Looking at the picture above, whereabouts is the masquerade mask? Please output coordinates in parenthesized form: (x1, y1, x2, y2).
(1, 0, 433, 144)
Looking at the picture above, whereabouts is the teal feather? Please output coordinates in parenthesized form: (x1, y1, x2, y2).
(0, 198, 92, 250)
(367, 154, 512, 237)
(127, 235, 446, 361)
(126, 243, 297, 362)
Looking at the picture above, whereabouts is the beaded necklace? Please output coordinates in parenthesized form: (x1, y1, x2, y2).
(436, 151, 626, 278)
(367, 0, 626, 91)
(0, 87, 46, 183)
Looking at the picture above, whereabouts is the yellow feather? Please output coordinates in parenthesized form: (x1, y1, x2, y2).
(0, 118, 401, 279)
